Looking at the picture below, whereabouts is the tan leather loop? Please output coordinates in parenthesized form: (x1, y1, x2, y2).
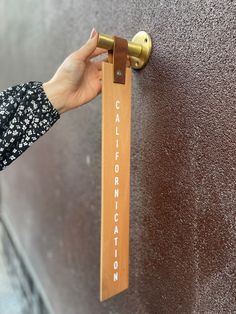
(112, 36, 128, 84)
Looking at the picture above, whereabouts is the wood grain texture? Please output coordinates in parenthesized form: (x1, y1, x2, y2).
(100, 62, 132, 301)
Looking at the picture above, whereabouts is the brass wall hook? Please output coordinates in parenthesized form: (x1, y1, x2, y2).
(97, 31, 152, 70)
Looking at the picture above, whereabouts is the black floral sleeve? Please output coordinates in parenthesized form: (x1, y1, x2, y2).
(0, 81, 60, 171)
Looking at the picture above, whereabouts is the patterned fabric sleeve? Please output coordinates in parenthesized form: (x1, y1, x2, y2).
(0, 81, 61, 171)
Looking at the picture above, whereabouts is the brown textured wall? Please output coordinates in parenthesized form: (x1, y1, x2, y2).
(0, 1, 235, 313)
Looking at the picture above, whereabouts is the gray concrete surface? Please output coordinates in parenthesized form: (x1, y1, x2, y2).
(0, 221, 50, 314)
(0, 224, 24, 314)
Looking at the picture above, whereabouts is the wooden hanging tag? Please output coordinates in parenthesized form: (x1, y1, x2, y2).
(100, 37, 131, 301)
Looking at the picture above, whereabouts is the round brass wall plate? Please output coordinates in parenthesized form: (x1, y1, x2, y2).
(130, 31, 152, 70)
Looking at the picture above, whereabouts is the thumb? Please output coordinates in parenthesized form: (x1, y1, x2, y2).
(76, 30, 98, 61)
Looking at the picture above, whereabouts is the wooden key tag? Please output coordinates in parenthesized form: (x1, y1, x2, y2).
(100, 36, 132, 301)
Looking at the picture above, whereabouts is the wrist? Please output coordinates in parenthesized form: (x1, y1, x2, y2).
(42, 80, 68, 114)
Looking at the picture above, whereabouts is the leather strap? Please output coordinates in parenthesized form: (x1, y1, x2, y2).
(112, 36, 128, 84)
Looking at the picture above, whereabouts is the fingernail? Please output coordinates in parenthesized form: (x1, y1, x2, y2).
(89, 27, 97, 39)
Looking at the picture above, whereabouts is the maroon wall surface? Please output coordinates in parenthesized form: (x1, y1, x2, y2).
(0, 1, 235, 313)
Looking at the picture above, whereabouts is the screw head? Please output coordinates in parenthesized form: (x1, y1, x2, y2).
(116, 69, 123, 77)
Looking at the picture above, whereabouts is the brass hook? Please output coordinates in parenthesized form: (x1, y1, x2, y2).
(96, 31, 152, 70)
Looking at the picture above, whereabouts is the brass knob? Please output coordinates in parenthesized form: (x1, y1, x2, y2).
(97, 31, 152, 70)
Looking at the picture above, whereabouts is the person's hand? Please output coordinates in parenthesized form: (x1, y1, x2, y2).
(43, 28, 107, 114)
